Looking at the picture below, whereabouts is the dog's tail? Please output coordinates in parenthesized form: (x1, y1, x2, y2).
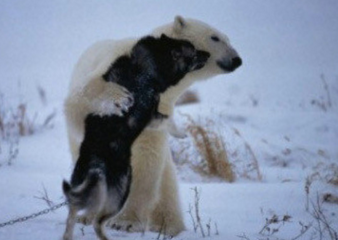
(63, 169, 107, 211)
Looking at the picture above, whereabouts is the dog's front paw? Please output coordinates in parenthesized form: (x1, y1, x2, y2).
(77, 215, 94, 225)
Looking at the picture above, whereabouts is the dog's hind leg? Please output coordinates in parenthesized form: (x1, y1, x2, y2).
(63, 207, 77, 240)
(94, 213, 114, 240)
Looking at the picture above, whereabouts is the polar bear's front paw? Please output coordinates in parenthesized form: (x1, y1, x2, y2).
(93, 86, 134, 117)
(109, 219, 147, 233)
(149, 222, 185, 237)
(113, 87, 134, 116)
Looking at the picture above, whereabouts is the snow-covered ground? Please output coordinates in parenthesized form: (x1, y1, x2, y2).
(0, 1, 337, 240)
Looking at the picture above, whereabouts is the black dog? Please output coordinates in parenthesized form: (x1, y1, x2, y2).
(62, 34, 210, 240)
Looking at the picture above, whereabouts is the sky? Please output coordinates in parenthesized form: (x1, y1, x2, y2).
(0, 0, 338, 109)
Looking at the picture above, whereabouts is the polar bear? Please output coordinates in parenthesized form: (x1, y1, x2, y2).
(64, 16, 241, 237)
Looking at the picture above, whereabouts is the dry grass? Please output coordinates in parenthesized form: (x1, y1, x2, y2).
(256, 211, 312, 240)
(310, 194, 338, 240)
(0, 99, 54, 139)
(304, 170, 338, 240)
(183, 113, 235, 182)
(323, 193, 338, 204)
(231, 127, 262, 181)
(188, 187, 219, 238)
(0, 88, 56, 166)
(259, 214, 292, 236)
(34, 184, 55, 208)
(325, 163, 338, 186)
(311, 162, 338, 186)
(307, 162, 338, 209)
(310, 74, 333, 112)
(170, 113, 263, 182)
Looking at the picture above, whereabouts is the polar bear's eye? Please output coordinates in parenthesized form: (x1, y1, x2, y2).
(211, 36, 220, 42)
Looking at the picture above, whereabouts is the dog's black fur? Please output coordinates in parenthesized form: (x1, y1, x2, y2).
(62, 34, 210, 240)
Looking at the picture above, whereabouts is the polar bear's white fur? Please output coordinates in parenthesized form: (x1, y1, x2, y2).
(65, 16, 241, 236)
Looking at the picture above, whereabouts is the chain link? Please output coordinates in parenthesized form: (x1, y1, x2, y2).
(0, 201, 68, 228)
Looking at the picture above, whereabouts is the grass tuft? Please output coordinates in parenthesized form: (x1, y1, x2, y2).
(183, 113, 235, 182)
(0, 87, 55, 166)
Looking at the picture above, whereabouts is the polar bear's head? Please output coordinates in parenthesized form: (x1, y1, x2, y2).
(153, 16, 242, 81)
(152, 16, 242, 114)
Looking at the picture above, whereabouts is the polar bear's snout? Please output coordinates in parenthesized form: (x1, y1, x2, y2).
(217, 55, 242, 72)
(231, 56, 242, 69)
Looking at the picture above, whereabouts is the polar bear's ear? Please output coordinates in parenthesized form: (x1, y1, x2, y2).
(174, 16, 187, 33)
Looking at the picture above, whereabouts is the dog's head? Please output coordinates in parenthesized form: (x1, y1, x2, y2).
(132, 34, 210, 92)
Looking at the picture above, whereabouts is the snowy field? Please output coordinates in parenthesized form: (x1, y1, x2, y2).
(0, 1, 338, 240)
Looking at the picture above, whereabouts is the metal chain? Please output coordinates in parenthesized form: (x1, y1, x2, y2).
(0, 201, 68, 228)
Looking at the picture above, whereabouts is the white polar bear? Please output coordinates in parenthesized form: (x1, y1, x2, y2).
(64, 16, 241, 236)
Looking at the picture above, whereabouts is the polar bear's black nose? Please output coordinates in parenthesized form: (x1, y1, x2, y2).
(217, 56, 242, 72)
(231, 57, 242, 70)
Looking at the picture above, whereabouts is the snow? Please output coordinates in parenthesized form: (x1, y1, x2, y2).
(0, 1, 337, 240)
